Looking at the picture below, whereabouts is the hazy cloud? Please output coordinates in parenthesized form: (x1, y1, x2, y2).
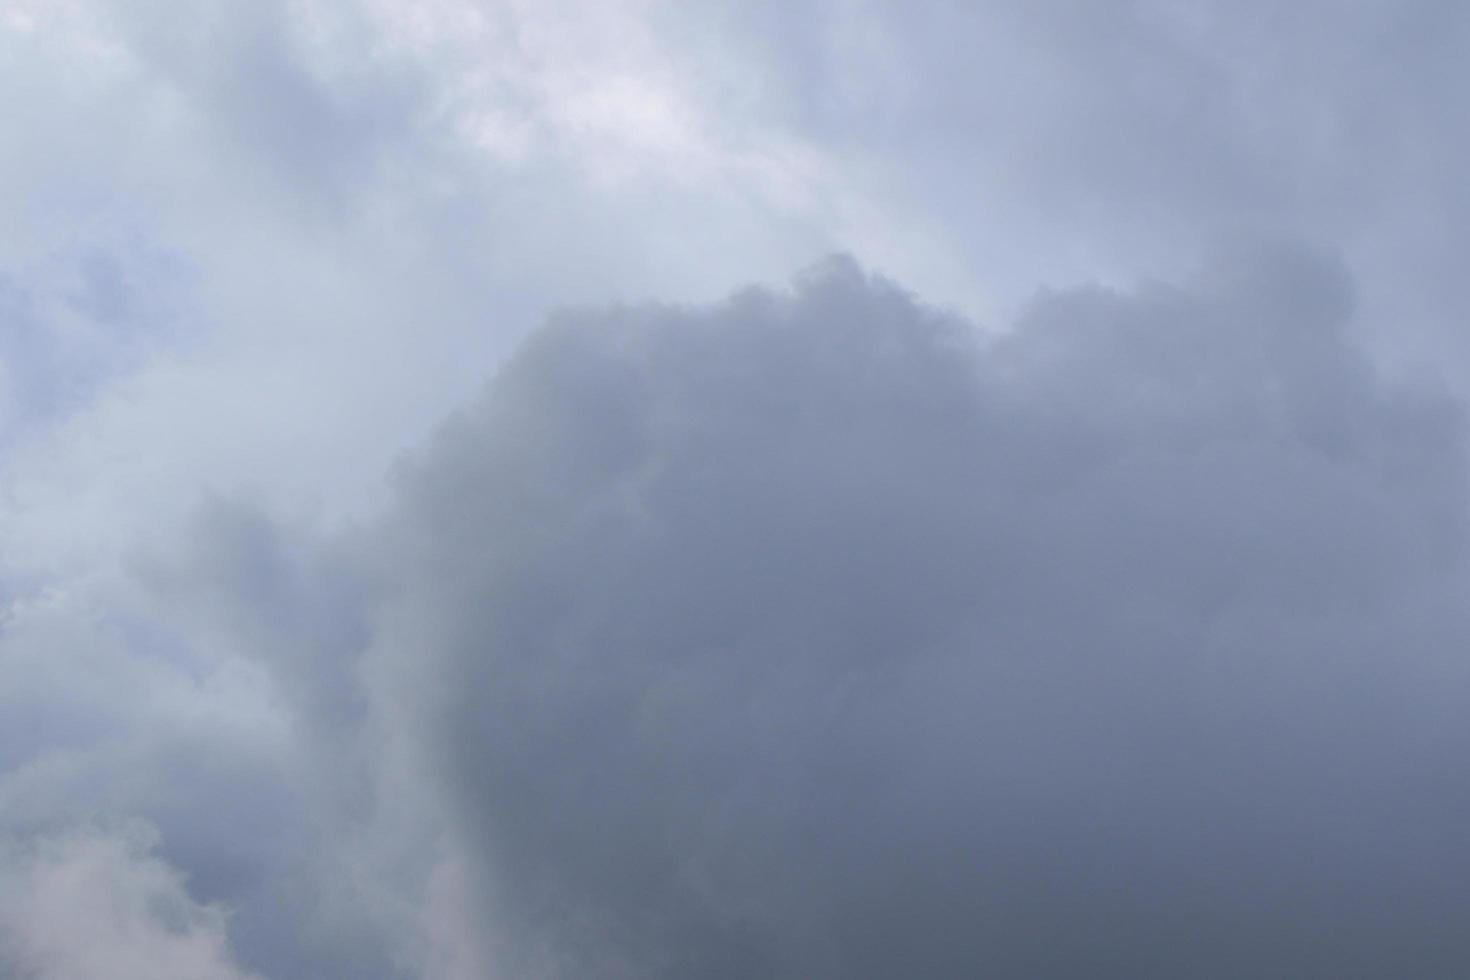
(6, 3, 1470, 978)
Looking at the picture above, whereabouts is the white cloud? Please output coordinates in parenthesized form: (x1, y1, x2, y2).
(0, 827, 262, 980)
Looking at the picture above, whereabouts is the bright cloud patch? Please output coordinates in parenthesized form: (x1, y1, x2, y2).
(0, 828, 260, 980)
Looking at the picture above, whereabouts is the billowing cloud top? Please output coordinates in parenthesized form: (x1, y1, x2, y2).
(4, 2, 1470, 979)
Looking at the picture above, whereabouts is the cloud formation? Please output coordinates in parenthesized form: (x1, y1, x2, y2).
(6, 3, 1470, 978)
(371, 252, 1470, 977)
(0, 827, 260, 980)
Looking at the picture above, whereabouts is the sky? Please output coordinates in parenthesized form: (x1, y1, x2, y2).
(3, 2, 1470, 977)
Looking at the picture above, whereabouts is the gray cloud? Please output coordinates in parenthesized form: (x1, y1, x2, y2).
(681, 1, 1470, 363)
(373, 252, 1470, 977)
(6, 3, 1470, 978)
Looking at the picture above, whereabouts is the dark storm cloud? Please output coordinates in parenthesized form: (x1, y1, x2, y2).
(375, 251, 1470, 978)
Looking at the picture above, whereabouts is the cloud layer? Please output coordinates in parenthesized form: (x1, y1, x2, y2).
(6, 3, 1470, 978)
(368, 252, 1470, 977)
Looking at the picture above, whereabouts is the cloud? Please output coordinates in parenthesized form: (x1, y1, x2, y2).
(0, 0, 842, 586)
(0, 826, 261, 980)
(5, 3, 1470, 979)
(371, 251, 1470, 977)
(0, 495, 409, 980)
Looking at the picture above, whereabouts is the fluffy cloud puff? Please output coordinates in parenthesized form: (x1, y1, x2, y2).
(371, 250, 1470, 978)
(0, 827, 260, 980)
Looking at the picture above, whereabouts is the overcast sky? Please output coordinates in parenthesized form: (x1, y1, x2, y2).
(5, 2, 1470, 978)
